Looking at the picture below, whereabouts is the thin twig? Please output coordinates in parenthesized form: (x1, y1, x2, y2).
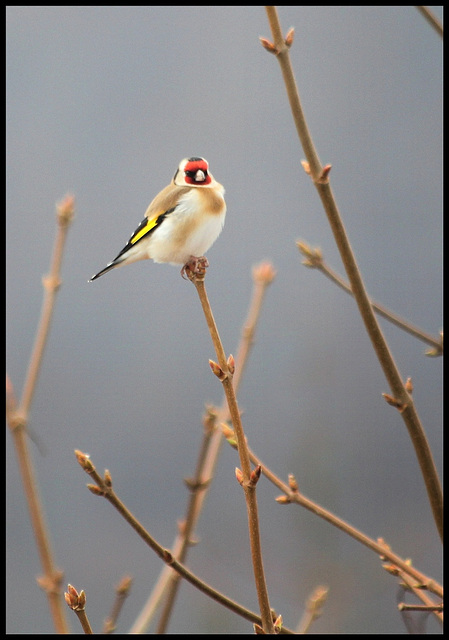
(74, 609, 94, 635)
(263, 6, 442, 541)
(65, 584, 93, 634)
(188, 264, 274, 633)
(227, 437, 443, 599)
(416, 6, 443, 37)
(20, 195, 75, 418)
(398, 602, 443, 612)
(75, 451, 294, 634)
(295, 585, 329, 634)
(153, 413, 216, 634)
(7, 394, 68, 633)
(103, 575, 133, 633)
(297, 240, 443, 355)
(381, 560, 443, 624)
(129, 262, 275, 634)
(6, 194, 75, 634)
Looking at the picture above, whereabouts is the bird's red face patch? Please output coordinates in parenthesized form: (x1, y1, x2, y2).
(183, 158, 211, 185)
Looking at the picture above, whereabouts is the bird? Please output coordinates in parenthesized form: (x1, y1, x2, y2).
(89, 157, 226, 281)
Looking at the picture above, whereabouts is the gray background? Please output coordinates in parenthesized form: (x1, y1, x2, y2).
(6, 6, 442, 634)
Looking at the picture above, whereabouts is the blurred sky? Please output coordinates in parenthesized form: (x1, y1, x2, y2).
(6, 6, 442, 634)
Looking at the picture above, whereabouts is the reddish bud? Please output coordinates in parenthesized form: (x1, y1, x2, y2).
(104, 469, 112, 487)
(274, 613, 283, 632)
(382, 393, 407, 412)
(209, 359, 226, 381)
(87, 484, 104, 496)
(162, 549, 173, 563)
(317, 164, 332, 183)
(259, 36, 278, 54)
(221, 423, 237, 448)
(250, 464, 262, 486)
(275, 494, 291, 504)
(288, 473, 299, 492)
(235, 467, 244, 485)
(285, 27, 295, 47)
(64, 584, 86, 611)
(252, 261, 276, 284)
(301, 160, 311, 175)
(75, 450, 94, 472)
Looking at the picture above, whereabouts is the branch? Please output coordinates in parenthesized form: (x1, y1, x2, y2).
(297, 240, 443, 355)
(65, 584, 93, 634)
(262, 6, 442, 541)
(20, 194, 75, 417)
(102, 575, 133, 634)
(295, 585, 329, 633)
(6, 194, 75, 634)
(380, 550, 443, 624)
(130, 262, 275, 634)
(187, 263, 274, 633)
(223, 434, 443, 600)
(415, 6, 443, 37)
(75, 450, 294, 634)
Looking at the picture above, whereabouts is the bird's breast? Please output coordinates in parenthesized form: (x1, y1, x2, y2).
(148, 185, 226, 265)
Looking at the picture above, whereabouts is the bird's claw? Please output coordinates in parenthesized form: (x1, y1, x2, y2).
(181, 256, 209, 280)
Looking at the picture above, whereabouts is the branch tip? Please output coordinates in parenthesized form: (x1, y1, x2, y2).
(116, 575, 133, 594)
(56, 193, 75, 226)
(202, 405, 217, 432)
(425, 332, 443, 357)
(296, 240, 323, 267)
(64, 584, 86, 611)
(252, 261, 276, 284)
(75, 449, 94, 472)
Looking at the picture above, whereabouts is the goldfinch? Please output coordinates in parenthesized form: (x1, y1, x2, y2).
(89, 157, 226, 281)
